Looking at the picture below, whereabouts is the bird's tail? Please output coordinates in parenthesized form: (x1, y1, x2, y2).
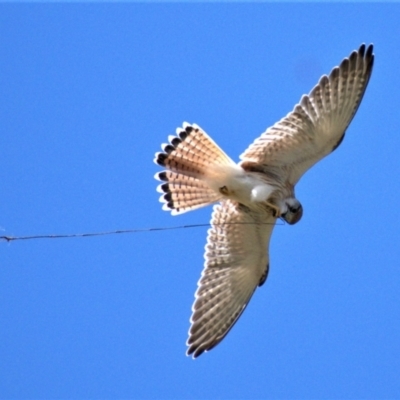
(154, 123, 235, 215)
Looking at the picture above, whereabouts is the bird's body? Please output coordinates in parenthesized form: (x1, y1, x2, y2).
(154, 44, 374, 358)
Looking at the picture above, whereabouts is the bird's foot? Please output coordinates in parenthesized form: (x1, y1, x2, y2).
(219, 186, 230, 196)
(266, 202, 281, 218)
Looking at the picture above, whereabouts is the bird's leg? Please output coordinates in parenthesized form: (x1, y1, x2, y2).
(265, 201, 281, 218)
(219, 186, 230, 196)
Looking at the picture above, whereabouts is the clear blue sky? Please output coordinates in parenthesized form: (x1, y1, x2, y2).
(1, 4, 399, 399)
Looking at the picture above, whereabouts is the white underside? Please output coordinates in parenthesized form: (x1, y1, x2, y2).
(251, 184, 275, 202)
(204, 164, 276, 206)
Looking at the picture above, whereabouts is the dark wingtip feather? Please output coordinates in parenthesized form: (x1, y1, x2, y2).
(366, 44, 374, 70)
(258, 263, 270, 287)
(341, 57, 350, 71)
(319, 74, 329, 88)
(349, 49, 358, 68)
(331, 66, 340, 80)
(366, 44, 373, 58)
(187, 345, 204, 359)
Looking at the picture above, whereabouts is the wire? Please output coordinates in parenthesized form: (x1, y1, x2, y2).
(0, 221, 283, 243)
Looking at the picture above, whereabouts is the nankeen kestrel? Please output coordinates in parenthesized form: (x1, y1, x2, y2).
(154, 44, 374, 358)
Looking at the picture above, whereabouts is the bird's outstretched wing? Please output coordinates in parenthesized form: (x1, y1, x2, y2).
(240, 44, 374, 185)
(187, 200, 276, 358)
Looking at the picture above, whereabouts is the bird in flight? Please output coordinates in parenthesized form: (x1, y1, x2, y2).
(154, 44, 374, 358)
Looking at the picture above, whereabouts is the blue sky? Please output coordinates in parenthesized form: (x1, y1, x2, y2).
(1, 4, 400, 399)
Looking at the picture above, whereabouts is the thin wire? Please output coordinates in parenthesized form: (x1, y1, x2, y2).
(0, 221, 283, 243)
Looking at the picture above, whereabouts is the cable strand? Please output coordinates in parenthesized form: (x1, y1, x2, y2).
(0, 221, 283, 243)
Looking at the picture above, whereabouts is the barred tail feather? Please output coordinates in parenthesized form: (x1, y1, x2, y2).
(154, 122, 235, 179)
(156, 171, 222, 215)
(154, 123, 236, 215)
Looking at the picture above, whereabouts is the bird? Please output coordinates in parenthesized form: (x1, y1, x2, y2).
(154, 44, 374, 358)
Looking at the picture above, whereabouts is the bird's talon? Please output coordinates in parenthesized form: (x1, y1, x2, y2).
(219, 186, 230, 195)
(266, 202, 281, 218)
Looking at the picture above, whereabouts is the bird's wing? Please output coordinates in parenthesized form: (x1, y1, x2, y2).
(187, 200, 275, 358)
(240, 44, 374, 185)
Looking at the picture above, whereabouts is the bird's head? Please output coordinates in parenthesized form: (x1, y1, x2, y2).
(281, 198, 303, 225)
